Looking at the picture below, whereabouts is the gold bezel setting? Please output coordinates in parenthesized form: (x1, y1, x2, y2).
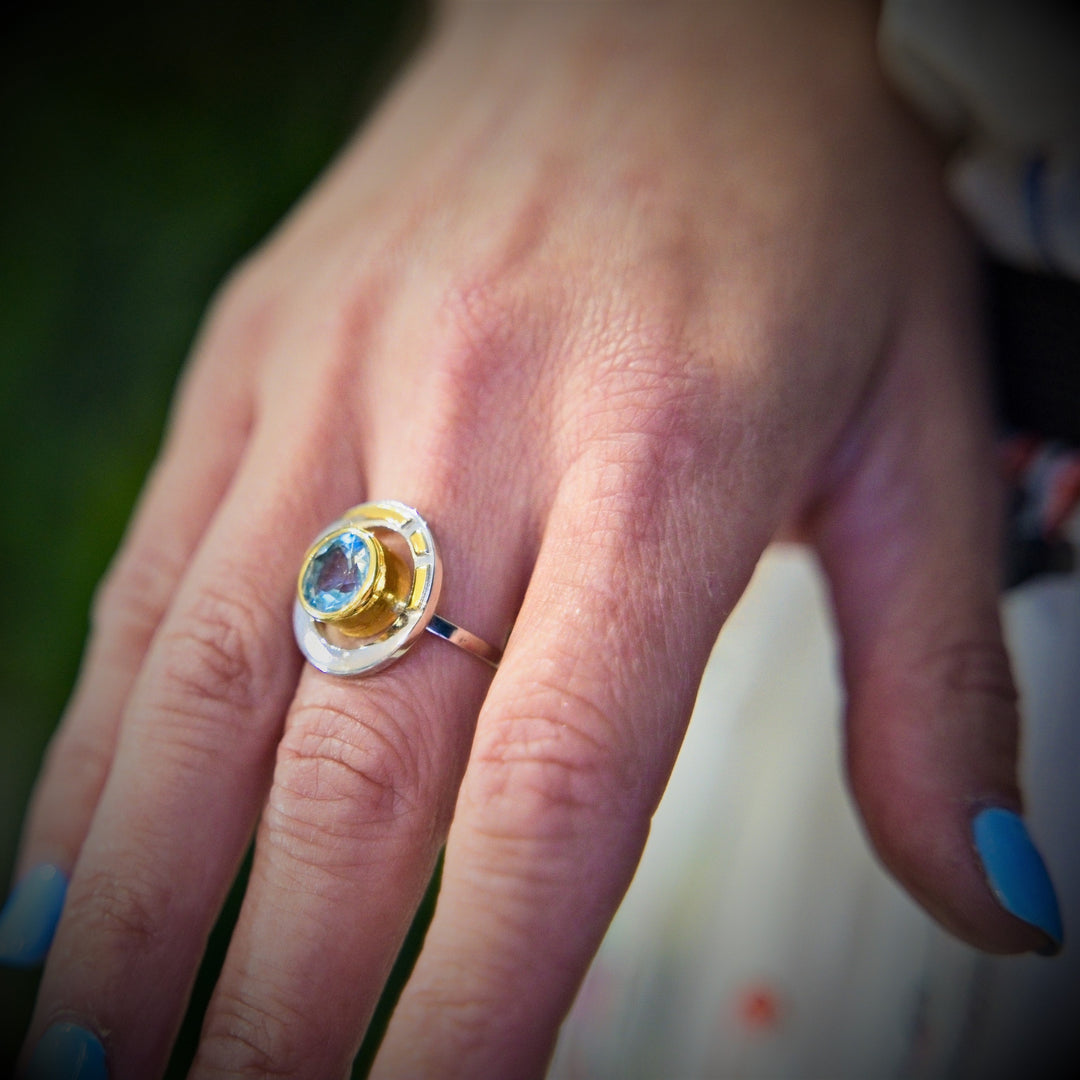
(297, 525, 381, 624)
(293, 501, 441, 676)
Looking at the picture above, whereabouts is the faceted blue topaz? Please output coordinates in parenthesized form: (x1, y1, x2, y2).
(301, 530, 372, 617)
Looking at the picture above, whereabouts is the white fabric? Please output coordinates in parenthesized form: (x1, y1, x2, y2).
(880, 0, 1080, 278)
(551, 536, 1080, 1078)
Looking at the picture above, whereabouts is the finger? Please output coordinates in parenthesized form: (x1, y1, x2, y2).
(2, 313, 252, 970)
(21, 403, 355, 1078)
(372, 448, 768, 1079)
(810, 275, 1064, 955)
(190, 491, 528, 1080)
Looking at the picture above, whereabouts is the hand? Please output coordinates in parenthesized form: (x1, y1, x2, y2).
(11, 2, 1061, 1077)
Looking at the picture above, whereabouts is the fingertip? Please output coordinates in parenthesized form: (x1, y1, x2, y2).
(24, 1022, 108, 1080)
(972, 806, 1064, 957)
(0, 864, 68, 970)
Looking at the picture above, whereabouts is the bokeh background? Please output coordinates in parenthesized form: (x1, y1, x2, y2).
(0, 2, 427, 1073)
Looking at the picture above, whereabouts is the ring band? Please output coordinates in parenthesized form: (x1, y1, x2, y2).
(293, 500, 501, 676)
(426, 614, 501, 668)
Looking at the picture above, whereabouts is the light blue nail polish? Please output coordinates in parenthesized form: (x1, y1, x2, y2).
(0, 863, 68, 968)
(973, 807, 1064, 954)
(25, 1023, 107, 1080)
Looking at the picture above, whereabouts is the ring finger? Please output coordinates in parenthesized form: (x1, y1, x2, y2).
(189, 489, 529, 1080)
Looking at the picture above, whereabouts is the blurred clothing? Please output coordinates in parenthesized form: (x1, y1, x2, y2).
(552, 533, 1080, 1078)
(880, 0, 1080, 279)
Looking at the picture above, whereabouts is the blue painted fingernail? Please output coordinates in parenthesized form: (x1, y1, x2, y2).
(24, 1023, 107, 1080)
(973, 807, 1064, 955)
(0, 863, 68, 968)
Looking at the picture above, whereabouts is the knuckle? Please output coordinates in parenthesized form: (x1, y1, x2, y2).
(153, 579, 277, 721)
(39, 721, 113, 803)
(269, 693, 429, 856)
(564, 388, 717, 575)
(385, 988, 492, 1069)
(471, 674, 637, 843)
(858, 632, 1022, 794)
(418, 273, 547, 488)
(571, 355, 722, 522)
(65, 858, 174, 956)
(939, 637, 1018, 703)
(438, 267, 523, 369)
(916, 634, 1019, 717)
(918, 635, 1022, 763)
(430, 264, 573, 423)
(585, 358, 710, 463)
(91, 541, 186, 651)
(197, 990, 305, 1080)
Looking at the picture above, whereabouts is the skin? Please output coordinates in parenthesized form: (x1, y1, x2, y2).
(14, 1, 1049, 1077)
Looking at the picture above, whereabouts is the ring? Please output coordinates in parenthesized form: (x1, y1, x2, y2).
(293, 500, 502, 676)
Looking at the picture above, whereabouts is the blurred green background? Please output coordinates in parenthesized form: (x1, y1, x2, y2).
(0, 1, 427, 1073)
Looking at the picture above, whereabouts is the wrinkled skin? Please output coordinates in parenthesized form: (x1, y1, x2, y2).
(16, 2, 1040, 1078)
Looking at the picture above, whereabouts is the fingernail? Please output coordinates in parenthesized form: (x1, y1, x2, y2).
(973, 807, 1064, 955)
(24, 1023, 107, 1080)
(0, 864, 68, 968)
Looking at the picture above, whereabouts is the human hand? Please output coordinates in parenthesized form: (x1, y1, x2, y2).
(8, 1, 1062, 1077)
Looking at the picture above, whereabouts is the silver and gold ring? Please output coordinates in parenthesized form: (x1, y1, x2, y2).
(293, 500, 500, 676)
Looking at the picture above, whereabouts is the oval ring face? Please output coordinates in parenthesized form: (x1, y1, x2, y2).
(293, 501, 442, 676)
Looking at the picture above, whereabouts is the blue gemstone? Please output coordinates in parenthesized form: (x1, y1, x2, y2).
(301, 531, 372, 616)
